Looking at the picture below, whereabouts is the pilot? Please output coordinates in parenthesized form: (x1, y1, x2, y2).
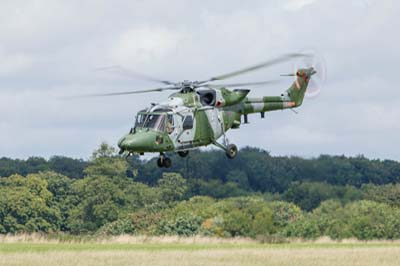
(166, 115, 174, 134)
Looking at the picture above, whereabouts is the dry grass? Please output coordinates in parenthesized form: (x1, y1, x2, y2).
(1, 247, 400, 266)
(0, 234, 256, 244)
(1, 235, 400, 266)
(2, 233, 400, 245)
(99, 235, 257, 245)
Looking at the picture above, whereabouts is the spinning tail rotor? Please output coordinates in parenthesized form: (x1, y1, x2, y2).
(292, 50, 327, 98)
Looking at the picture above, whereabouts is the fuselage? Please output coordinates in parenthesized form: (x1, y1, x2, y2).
(118, 67, 315, 154)
(118, 91, 241, 153)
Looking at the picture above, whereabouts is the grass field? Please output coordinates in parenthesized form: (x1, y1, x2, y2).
(1, 236, 400, 266)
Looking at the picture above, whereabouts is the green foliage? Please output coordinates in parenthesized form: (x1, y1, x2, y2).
(67, 176, 124, 233)
(157, 173, 187, 203)
(0, 174, 61, 233)
(284, 216, 321, 239)
(32, 171, 73, 231)
(283, 200, 400, 240)
(283, 182, 362, 211)
(67, 174, 159, 233)
(48, 156, 87, 178)
(222, 208, 253, 237)
(97, 218, 136, 236)
(362, 183, 400, 207)
(91, 142, 118, 159)
(1, 143, 400, 240)
(158, 214, 203, 236)
(344, 200, 400, 240)
(226, 170, 250, 188)
(270, 201, 303, 229)
(209, 197, 274, 237)
(83, 142, 128, 178)
(188, 179, 249, 198)
(2, 146, 400, 195)
(0, 156, 86, 178)
(172, 196, 216, 219)
(84, 157, 128, 178)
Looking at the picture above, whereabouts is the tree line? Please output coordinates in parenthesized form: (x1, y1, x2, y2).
(1, 143, 400, 240)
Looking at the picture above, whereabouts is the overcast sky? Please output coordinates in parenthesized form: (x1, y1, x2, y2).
(1, 0, 399, 160)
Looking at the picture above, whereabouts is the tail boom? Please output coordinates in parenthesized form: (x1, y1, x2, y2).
(240, 67, 315, 115)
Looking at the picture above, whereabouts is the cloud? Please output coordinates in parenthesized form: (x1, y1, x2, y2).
(0, 47, 33, 75)
(110, 26, 182, 67)
(283, 0, 318, 11)
(0, 0, 399, 160)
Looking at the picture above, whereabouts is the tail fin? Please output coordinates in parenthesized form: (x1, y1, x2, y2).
(286, 67, 316, 107)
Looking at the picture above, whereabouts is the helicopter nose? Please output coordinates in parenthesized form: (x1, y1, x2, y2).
(118, 132, 156, 152)
(118, 134, 139, 150)
(118, 135, 129, 150)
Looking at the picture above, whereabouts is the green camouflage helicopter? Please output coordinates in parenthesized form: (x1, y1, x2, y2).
(86, 53, 325, 168)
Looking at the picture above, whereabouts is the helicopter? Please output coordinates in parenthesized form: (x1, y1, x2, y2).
(82, 53, 325, 168)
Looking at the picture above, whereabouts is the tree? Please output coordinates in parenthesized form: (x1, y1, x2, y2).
(0, 174, 61, 233)
(362, 184, 400, 207)
(158, 173, 188, 203)
(34, 171, 74, 231)
(48, 156, 87, 178)
(270, 201, 303, 229)
(344, 200, 397, 240)
(283, 182, 338, 211)
(91, 142, 117, 159)
(67, 175, 128, 233)
(84, 142, 128, 178)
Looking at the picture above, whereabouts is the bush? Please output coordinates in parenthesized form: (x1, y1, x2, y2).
(158, 214, 203, 236)
(344, 200, 400, 240)
(284, 216, 321, 239)
(270, 201, 303, 229)
(98, 218, 136, 236)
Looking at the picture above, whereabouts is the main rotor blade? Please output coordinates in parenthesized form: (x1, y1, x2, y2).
(65, 86, 181, 99)
(200, 53, 312, 83)
(95, 65, 176, 86)
(203, 80, 282, 88)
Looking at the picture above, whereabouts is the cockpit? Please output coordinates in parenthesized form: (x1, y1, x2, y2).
(133, 109, 174, 134)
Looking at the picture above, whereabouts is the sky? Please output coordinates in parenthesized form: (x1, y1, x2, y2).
(0, 0, 399, 160)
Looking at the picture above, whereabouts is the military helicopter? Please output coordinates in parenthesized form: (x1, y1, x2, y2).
(82, 53, 325, 168)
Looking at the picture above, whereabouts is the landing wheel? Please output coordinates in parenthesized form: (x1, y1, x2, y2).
(163, 157, 172, 168)
(225, 144, 238, 159)
(157, 158, 164, 168)
(178, 151, 189, 158)
(156, 156, 172, 168)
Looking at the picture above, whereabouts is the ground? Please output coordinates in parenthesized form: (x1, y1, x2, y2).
(1, 238, 400, 266)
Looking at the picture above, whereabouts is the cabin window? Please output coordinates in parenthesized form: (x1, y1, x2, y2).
(182, 115, 193, 130)
(166, 115, 174, 134)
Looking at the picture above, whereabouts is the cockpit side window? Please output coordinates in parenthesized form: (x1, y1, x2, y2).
(135, 113, 146, 128)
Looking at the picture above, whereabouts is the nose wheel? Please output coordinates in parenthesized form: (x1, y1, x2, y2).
(157, 153, 172, 168)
